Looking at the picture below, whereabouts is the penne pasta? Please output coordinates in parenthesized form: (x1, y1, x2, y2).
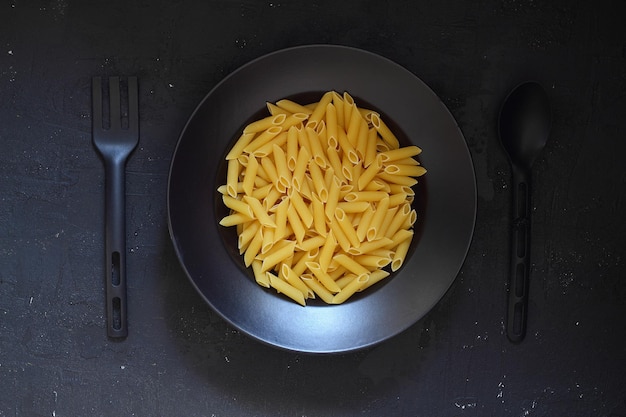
(218, 90, 425, 305)
(268, 272, 306, 306)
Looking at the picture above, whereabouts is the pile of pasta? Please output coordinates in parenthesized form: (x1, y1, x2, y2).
(217, 91, 426, 306)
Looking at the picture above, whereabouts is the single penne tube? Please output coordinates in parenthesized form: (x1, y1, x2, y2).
(238, 220, 260, 253)
(328, 218, 351, 252)
(326, 146, 345, 183)
(244, 229, 264, 267)
(251, 260, 271, 288)
(301, 274, 335, 304)
(266, 102, 291, 116)
(298, 174, 314, 200)
(318, 230, 337, 271)
(357, 153, 383, 190)
(334, 208, 361, 249)
(252, 131, 288, 157)
(281, 112, 309, 130)
(323, 166, 335, 191)
(363, 179, 389, 192)
(337, 201, 370, 213)
(305, 262, 341, 293)
(286, 126, 299, 171)
(389, 193, 409, 207)
(286, 201, 306, 243)
(261, 240, 296, 272)
(356, 119, 369, 161)
(366, 196, 390, 241)
(375, 172, 419, 186)
(347, 237, 394, 256)
(296, 235, 326, 252)
(365, 248, 394, 260)
(331, 273, 369, 304)
(325, 102, 338, 149)
(268, 272, 306, 306)
(281, 264, 314, 298)
(391, 232, 413, 271)
(331, 91, 345, 128)
(324, 176, 342, 220)
(316, 118, 326, 134)
(346, 103, 363, 147)
(273, 197, 289, 242)
(222, 195, 253, 218)
(371, 113, 400, 149)
(250, 182, 273, 201)
(389, 228, 414, 249)
(364, 128, 378, 168)
(342, 92, 355, 130)
(393, 157, 420, 166)
(243, 195, 276, 228)
(243, 113, 286, 134)
(384, 164, 427, 177)
(226, 158, 240, 198)
(217, 182, 245, 195)
(310, 193, 327, 237)
(291, 145, 310, 191)
(344, 191, 388, 202)
(379, 145, 422, 162)
(261, 226, 275, 254)
(358, 107, 380, 121)
(287, 188, 313, 228)
(242, 155, 259, 195)
(275, 98, 313, 115)
(225, 132, 255, 160)
(219, 213, 254, 227)
(305, 127, 328, 168)
(341, 152, 353, 182)
(389, 184, 415, 196)
(307, 91, 334, 130)
(272, 144, 292, 189)
(355, 205, 375, 242)
(333, 254, 370, 277)
(352, 162, 363, 183)
(307, 159, 328, 202)
(242, 126, 283, 154)
(338, 129, 359, 165)
(358, 269, 390, 291)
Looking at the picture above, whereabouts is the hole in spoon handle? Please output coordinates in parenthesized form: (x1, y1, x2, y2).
(507, 167, 531, 343)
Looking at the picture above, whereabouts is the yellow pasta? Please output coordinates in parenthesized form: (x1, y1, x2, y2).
(217, 91, 426, 305)
(267, 272, 306, 306)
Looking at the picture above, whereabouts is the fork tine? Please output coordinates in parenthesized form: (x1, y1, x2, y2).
(109, 76, 121, 130)
(92, 76, 102, 130)
(127, 76, 138, 135)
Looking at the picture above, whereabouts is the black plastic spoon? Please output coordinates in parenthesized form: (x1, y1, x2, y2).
(498, 81, 551, 343)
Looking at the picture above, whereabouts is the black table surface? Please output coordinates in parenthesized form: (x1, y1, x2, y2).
(2, 1, 625, 416)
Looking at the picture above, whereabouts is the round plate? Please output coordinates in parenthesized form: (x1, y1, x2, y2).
(167, 45, 476, 354)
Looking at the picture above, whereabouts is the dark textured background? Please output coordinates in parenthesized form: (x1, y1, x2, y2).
(1, 1, 625, 416)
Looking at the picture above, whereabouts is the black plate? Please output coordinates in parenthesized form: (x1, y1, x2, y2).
(167, 45, 476, 353)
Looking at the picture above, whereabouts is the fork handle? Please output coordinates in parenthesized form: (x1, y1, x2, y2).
(104, 158, 128, 338)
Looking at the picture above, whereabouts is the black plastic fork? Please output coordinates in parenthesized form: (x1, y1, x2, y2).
(92, 76, 139, 338)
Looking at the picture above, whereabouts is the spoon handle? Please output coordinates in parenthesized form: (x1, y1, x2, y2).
(507, 165, 531, 343)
